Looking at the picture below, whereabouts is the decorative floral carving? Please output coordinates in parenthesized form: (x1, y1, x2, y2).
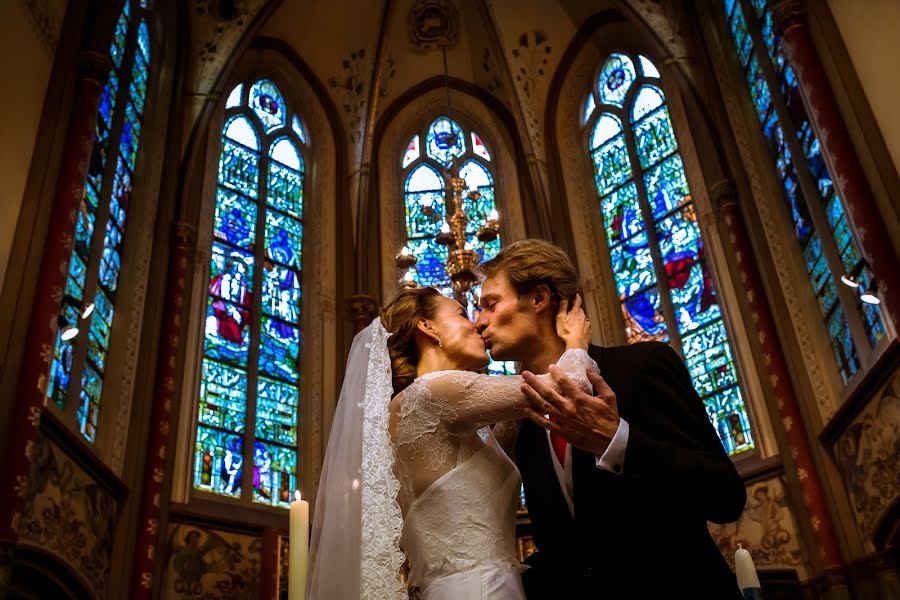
(17, 434, 118, 597)
(162, 522, 261, 599)
(21, 0, 64, 56)
(328, 48, 370, 143)
(510, 30, 551, 155)
(708, 477, 807, 579)
(408, 0, 459, 52)
(834, 370, 900, 542)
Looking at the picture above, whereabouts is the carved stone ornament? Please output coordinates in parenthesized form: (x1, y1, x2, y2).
(409, 0, 459, 52)
(346, 294, 379, 323)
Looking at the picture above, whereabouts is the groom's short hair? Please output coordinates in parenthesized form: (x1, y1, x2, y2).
(478, 239, 582, 312)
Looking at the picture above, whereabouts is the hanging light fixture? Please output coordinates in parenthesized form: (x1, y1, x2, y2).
(860, 280, 881, 305)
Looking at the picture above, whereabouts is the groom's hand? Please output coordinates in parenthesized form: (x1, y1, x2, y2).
(521, 367, 619, 455)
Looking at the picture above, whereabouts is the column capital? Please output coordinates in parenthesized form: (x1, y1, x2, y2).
(172, 221, 197, 248)
(77, 50, 112, 87)
(346, 293, 380, 331)
(769, 0, 805, 36)
(709, 179, 739, 213)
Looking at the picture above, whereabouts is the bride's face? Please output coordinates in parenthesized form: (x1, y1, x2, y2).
(428, 295, 490, 371)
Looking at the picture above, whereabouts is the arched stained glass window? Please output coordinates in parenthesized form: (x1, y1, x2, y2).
(401, 116, 512, 375)
(47, 0, 154, 443)
(723, 0, 885, 383)
(584, 53, 753, 455)
(193, 79, 305, 508)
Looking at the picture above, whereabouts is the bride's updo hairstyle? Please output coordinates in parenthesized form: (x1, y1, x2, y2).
(380, 286, 442, 396)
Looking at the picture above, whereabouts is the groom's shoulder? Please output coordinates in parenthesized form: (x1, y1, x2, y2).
(590, 341, 673, 369)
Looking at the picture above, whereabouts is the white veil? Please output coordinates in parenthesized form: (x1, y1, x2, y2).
(306, 318, 407, 599)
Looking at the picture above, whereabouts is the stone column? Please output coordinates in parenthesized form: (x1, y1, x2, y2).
(712, 181, 844, 569)
(772, 0, 900, 330)
(346, 293, 380, 334)
(129, 222, 195, 598)
(0, 51, 110, 544)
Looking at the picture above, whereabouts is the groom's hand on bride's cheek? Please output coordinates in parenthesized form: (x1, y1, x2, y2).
(521, 367, 619, 456)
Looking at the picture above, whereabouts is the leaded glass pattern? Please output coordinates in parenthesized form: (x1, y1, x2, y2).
(402, 116, 515, 375)
(723, 0, 885, 383)
(585, 52, 753, 455)
(47, 0, 153, 443)
(194, 78, 305, 508)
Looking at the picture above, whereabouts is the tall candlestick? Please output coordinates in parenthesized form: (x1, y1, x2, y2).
(735, 544, 762, 599)
(290, 490, 309, 600)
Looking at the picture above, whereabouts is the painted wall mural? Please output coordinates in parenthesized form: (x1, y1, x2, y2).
(16, 433, 118, 598)
(834, 368, 900, 544)
(708, 476, 807, 580)
(162, 522, 261, 599)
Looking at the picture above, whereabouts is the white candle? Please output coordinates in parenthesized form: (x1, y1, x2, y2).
(290, 490, 309, 600)
(735, 544, 761, 590)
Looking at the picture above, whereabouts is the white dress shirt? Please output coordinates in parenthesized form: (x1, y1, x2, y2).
(547, 417, 630, 516)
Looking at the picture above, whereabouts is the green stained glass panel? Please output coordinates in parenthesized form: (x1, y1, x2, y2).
(267, 162, 303, 219)
(259, 318, 299, 383)
(635, 106, 677, 169)
(198, 360, 247, 433)
(592, 135, 630, 196)
(256, 377, 298, 445)
(265, 212, 302, 270)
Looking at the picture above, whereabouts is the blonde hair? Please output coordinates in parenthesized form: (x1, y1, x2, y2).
(477, 239, 582, 313)
(380, 287, 442, 396)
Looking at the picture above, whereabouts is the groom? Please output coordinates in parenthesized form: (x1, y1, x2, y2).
(475, 239, 746, 599)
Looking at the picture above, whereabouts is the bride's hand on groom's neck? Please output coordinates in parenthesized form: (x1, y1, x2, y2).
(556, 294, 591, 350)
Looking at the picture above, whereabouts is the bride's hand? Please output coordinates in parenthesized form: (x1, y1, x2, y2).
(556, 294, 591, 350)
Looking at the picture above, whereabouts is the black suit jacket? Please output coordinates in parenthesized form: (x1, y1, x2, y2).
(517, 342, 746, 599)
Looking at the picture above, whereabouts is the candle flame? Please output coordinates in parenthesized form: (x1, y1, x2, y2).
(489, 209, 499, 220)
(295, 490, 302, 502)
(352, 479, 360, 491)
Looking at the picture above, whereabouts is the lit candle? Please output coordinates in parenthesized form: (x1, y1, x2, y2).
(290, 490, 309, 600)
(488, 208, 499, 221)
(735, 544, 762, 599)
(400, 246, 409, 256)
(440, 223, 450, 233)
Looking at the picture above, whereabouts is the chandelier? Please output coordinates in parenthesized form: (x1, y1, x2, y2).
(395, 43, 500, 298)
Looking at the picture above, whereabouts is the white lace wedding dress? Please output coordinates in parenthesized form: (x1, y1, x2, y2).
(392, 349, 596, 599)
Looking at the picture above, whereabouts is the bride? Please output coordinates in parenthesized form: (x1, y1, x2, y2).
(306, 286, 595, 599)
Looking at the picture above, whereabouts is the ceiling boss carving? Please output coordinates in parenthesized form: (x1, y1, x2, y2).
(408, 0, 459, 52)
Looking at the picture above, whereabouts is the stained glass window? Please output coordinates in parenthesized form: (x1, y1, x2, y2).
(723, 0, 885, 383)
(585, 53, 753, 455)
(193, 78, 305, 509)
(402, 116, 514, 375)
(47, 0, 153, 443)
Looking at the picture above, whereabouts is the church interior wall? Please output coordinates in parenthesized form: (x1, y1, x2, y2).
(2, 1, 899, 598)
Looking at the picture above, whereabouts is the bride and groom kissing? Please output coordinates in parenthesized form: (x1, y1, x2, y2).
(307, 239, 747, 599)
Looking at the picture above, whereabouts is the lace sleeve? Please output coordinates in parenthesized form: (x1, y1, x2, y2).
(426, 349, 598, 435)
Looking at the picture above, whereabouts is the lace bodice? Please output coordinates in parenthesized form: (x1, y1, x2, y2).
(390, 349, 597, 589)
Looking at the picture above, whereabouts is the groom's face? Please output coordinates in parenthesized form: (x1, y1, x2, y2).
(475, 274, 537, 362)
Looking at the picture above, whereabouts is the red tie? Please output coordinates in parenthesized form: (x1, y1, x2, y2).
(549, 416, 567, 466)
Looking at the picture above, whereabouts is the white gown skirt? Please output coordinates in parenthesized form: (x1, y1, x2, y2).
(420, 564, 525, 600)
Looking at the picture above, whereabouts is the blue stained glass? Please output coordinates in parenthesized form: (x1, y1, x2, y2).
(256, 377, 298, 445)
(610, 237, 655, 299)
(635, 107, 677, 168)
(204, 296, 251, 367)
(98, 228, 122, 294)
(583, 93, 596, 124)
(406, 191, 445, 238)
(210, 242, 254, 302)
(426, 117, 466, 165)
(730, 3, 753, 67)
(48, 300, 81, 409)
(75, 203, 95, 259)
(86, 307, 111, 372)
(267, 162, 304, 219)
(639, 55, 660, 78)
(403, 135, 420, 168)
(601, 182, 643, 246)
(408, 163, 444, 192)
(65, 255, 87, 302)
(219, 138, 260, 198)
(591, 113, 622, 149)
(119, 103, 142, 169)
(265, 213, 303, 270)
(593, 135, 630, 196)
(198, 360, 247, 432)
(598, 53, 636, 107)
(78, 364, 102, 441)
(214, 189, 257, 248)
(631, 86, 665, 122)
(643, 155, 690, 220)
(682, 322, 737, 395)
(138, 21, 150, 60)
(409, 238, 449, 291)
(99, 74, 118, 135)
(250, 79, 286, 132)
(471, 132, 491, 161)
(226, 84, 243, 109)
(110, 10, 129, 69)
(194, 426, 243, 497)
(94, 289, 113, 327)
(224, 116, 259, 149)
(270, 137, 301, 170)
(259, 318, 300, 383)
(262, 263, 301, 324)
(703, 386, 753, 455)
(621, 288, 667, 343)
(129, 52, 148, 112)
(292, 115, 306, 144)
(252, 442, 296, 506)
